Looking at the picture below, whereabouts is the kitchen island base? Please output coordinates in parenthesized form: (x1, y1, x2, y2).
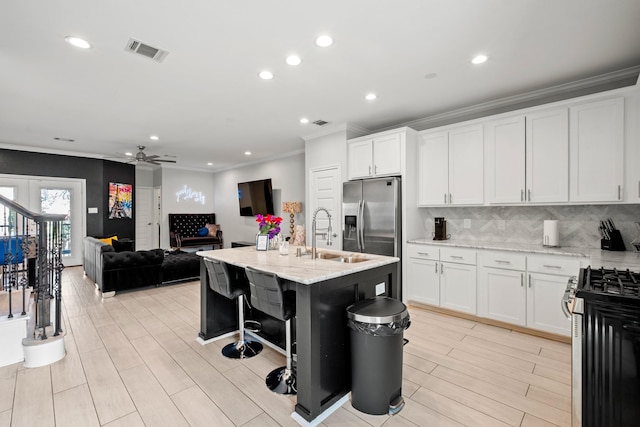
(197, 250, 399, 425)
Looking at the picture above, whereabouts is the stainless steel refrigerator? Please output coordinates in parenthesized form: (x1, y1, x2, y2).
(343, 177, 401, 258)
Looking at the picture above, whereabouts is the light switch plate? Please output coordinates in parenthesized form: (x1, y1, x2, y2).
(464, 219, 471, 229)
(88, 207, 98, 214)
(375, 282, 385, 295)
(497, 220, 506, 231)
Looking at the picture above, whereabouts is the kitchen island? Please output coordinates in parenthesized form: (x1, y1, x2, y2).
(196, 246, 400, 425)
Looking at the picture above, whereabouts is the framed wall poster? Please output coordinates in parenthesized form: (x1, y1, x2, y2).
(108, 182, 132, 219)
(256, 234, 269, 251)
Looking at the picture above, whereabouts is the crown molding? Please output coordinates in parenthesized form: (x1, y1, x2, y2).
(375, 65, 640, 132)
(301, 122, 371, 141)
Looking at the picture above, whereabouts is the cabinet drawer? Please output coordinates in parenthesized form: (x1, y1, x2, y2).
(527, 255, 583, 276)
(480, 251, 526, 270)
(407, 244, 439, 260)
(440, 247, 476, 265)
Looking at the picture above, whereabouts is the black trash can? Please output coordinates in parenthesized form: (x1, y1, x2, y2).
(346, 296, 410, 415)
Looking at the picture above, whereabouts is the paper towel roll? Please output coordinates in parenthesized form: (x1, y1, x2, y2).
(543, 220, 560, 247)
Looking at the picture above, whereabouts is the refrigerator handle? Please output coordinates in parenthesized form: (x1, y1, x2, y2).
(359, 199, 365, 251)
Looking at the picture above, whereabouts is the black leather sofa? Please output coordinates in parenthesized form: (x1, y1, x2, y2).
(83, 236, 164, 295)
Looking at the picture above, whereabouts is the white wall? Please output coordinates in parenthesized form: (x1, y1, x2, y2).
(213, 153, 305, 246)
(160, 168, 216, 248)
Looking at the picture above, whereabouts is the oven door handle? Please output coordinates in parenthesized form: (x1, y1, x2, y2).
(561, 276, 577, 319)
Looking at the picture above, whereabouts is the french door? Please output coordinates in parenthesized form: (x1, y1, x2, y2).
(0, 174, 86, 266)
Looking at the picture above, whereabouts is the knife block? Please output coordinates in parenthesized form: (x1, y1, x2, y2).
(601, 230, 626, 251)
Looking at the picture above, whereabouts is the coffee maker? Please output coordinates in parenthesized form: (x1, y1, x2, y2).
(433, 217, 448, 240)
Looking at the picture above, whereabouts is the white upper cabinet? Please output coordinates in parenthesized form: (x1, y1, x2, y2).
(418, 124, 483, 206)
(485, 116, 525, 203)
(418, 131, 449, 205)
(347, 132, 402, 180)
(569, 97, 624, 202)
(527, 109, 569, 203)
(486, 108, 568, 204)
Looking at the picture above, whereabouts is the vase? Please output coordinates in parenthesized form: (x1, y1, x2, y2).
(269, 234, 281, 250)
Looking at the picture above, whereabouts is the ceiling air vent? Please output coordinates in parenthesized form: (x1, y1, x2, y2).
(312, 119, 329, 126)
(125, 38, 169, 63)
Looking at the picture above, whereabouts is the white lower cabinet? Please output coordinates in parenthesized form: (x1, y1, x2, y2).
(406, 244, 476, 315)
(526, 273, 572, 336)
(409, 245, 586, 337)
(407, 256, 440, 306)
(440, 261, 477, 314)
(478, 267, 526, 326)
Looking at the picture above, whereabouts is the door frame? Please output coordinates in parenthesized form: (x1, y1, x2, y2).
(308, 164, 342, 251)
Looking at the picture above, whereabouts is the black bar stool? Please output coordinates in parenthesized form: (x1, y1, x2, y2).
(245, 266, 297, 395)
(203, 258, 262, 359)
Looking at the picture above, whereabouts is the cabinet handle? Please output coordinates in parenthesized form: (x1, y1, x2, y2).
(435, 263, 438, 273)
(528, 189, 531, 202)
(495, 260, 511, 264)
(528, 274, 531, 288)
(542, 265, 562, 269)
(417, 252, 429, 256)
(521, 189, 524, 202)
(374, 165, 378, 175)
(618, 185, 621, 200)
(440, 263, 444, 274)
(449, 193, 452, 204)
(450, 255, 464, 260)
(444, 193, 447, 204)
(521, 273, 524, 287)
(368, 166, 372, 176)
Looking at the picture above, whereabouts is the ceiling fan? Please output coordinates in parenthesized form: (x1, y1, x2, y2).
(127, 146, 176, 165)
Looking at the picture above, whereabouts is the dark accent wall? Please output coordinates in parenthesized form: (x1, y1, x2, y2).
(0, 148, 135, 239)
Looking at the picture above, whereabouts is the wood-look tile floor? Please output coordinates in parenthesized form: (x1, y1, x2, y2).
(0, 267, 571, 426)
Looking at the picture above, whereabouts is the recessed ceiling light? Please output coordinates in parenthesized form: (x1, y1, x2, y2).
(207, 162, 213, 166)
(315, 35, 333, 47)
(286, 55, 301, 66)
(424, 72, 438, 79)
(64, 36, 91, 49)
(300, 118, 309, 124)
(471, 54, 488, 65)
(125, 152, 133, 156)
(149, 135, 159, 141)
(244, 151, 252, 156)
(365, 93, 377, 101)
(259, 70, 274, 80)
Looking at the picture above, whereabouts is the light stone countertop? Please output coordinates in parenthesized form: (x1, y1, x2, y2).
(196, 246, 399, 285)
(407, 238, 640, 270)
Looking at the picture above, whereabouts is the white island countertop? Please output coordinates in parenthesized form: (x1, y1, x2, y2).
(196, 246, 399, 285)
(407, 238, 640, 270)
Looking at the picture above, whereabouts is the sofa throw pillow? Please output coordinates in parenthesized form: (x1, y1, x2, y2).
(198, 227, 209, 237)
(99, 235, 118, 245)
(112, 239, 133, 252)
(205, 223, 218, 237)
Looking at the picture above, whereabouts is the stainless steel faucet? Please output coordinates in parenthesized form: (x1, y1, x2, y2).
(311, 207, 332, 259)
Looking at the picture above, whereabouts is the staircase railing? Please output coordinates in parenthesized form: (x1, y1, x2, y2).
(0, 194, 65, 339)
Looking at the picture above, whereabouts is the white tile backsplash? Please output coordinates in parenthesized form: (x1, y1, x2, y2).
(419, 204, 640, 250)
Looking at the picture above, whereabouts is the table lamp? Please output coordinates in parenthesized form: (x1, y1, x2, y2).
(282, 201, 302, 239)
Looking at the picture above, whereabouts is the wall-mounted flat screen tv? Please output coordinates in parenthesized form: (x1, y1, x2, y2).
(237, 178, 274, 216)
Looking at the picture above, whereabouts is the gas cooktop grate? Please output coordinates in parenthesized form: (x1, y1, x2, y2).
(583, 266, 640, 297)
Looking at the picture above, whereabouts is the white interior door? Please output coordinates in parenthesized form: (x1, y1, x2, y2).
(308, 165, 341, 251)
(135, 187, 154, 250)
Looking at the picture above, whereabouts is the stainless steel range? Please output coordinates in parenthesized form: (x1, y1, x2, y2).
(563, 266, 640, 427)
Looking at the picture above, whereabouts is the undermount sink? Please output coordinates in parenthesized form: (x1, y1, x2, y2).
(316, 252, 342, 260)
(316, 252, 369, 263)
(332, 256, 368, 263)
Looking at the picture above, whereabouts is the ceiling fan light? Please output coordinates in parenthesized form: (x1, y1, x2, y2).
(149, 135, 159, 141)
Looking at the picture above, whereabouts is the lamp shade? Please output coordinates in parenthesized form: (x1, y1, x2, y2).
(282, 201, 302, 214)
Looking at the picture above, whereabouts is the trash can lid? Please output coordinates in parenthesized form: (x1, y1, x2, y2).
(346, 296, 408, 324)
